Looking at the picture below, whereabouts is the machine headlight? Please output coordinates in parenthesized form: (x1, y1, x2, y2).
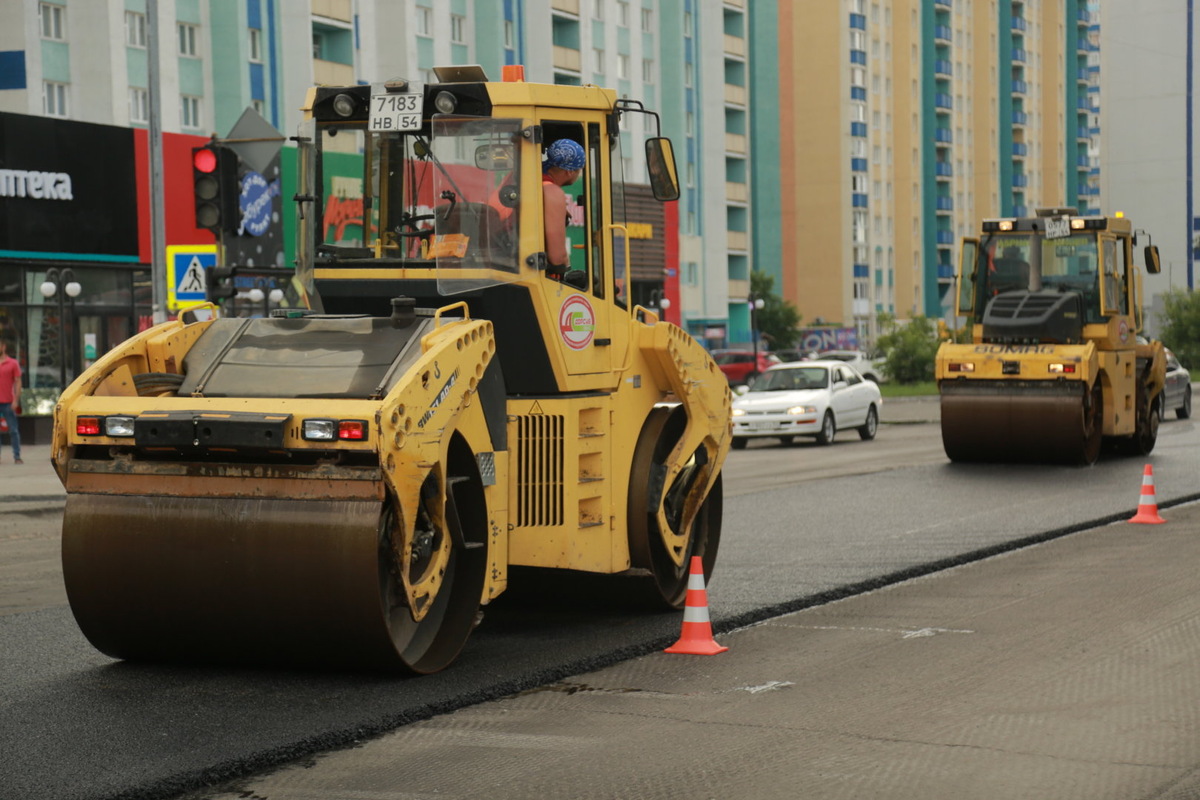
(303, 419, 337, 440)
(731, 408, 746, 417)
(787, 405, 817, 415)
(1048, 363, 1077, 374)
(434, 91, 458, 114)
(104, 416, 136, 437)
(947, 362, 975, 373)
(332, 93, 357, 118)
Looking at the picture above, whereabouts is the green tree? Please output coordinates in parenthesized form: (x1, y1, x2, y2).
(750, 271, 802, 349)
(1157, 288, 1200, 369)
(875, 313, 940, 383)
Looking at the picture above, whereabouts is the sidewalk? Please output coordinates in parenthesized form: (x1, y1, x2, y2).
(0, 443, 65, 509)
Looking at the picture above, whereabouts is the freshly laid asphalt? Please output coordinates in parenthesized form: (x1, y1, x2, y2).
(8, 401, 1200, 799)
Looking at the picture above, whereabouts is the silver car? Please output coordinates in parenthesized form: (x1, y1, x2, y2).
(1162, 348, 1192, 420)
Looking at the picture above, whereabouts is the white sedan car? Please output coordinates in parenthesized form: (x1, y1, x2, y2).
(730, 360, 883, 448)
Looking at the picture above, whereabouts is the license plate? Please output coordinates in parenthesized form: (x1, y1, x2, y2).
(750, 421, 776, 431)
(1044, 215, 1070, 239)
(369, 92, 423, 133)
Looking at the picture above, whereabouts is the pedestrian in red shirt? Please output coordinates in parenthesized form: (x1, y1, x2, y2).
(0, 336, 22, 464)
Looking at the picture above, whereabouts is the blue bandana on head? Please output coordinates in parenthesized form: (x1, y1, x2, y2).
(543, 139, 586, 172)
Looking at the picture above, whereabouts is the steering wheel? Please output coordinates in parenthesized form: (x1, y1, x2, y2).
(394, 214, 436, 239)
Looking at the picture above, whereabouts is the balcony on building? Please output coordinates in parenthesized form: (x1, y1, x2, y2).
(852, 193, 868, 208)
(724, 34, 746, 58)
(1011, 48, 1026, 63)
(727, 230, 748, 252)
(937, 263, 955, 281)
(850, 12, 865, 29)
(724, 83, 746, 106)
(1077, 96, 1093, 111)
(725, 132, 747, 154)
(851, 121, 868, 137)
(935, 92, 952, 110)
(724, 0, 745, 8)
(313, 0, 351, 19)
(851, 86, 867, 101)
(1077, 125, 1091, 142)
(935, 161, 953, 180)
(934, 24, 952, 43)
(850, 49, 866, 65)
(1013, 173, 1028, 188)
(1077, 68, 1090, 85)
(726, 181, 748, 203)
(934, 127, 953, 144)
(1077, 7, 1091, 25)
(1013, 204, 1028, 216)
(937, 229, 955, 245)
(553, 46, 581, 73)
(1011, 79, 1027, 95)
(934, 59, 952, 77)
(934, 0, 951, 8)
(1077, 37, 1090, 54)
(1012, 111, 1028, 127)
(1012, 141, 1028, 158)
(551, 0, 580, 14)
(1077, 156, 1091, 170)
(1011, 15, 1027, 32)
(936, 196, 953, 213)
(851, 157, 868, 172)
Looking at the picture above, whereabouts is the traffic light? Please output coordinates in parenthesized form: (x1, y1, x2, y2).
(205, 266, 238, 302)
(192, 143, 239, 235)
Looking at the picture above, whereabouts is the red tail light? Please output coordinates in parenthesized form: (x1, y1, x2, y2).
(338, 420, 367, 440)
(76, 417, 102, 435)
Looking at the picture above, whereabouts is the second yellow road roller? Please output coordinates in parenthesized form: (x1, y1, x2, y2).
(936, 208, 1165, 465)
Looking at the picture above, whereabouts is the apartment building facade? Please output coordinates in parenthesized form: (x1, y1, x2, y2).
(774, 0, 1095, 345)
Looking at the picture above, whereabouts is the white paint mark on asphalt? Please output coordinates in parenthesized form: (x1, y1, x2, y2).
(781, 624, 975, 638)
(734, 681, 796, 694)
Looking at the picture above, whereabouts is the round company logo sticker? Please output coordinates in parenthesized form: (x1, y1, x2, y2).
(559, 294, 596, 350)
(1118, 319, 1129, 344)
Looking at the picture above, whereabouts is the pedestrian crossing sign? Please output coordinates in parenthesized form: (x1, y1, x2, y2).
(167, 245, 218, 311)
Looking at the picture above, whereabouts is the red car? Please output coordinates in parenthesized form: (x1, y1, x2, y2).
(712, 349, 781, 386)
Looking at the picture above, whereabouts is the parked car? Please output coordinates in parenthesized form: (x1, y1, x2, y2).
(712, 349, 781, 387)
(730, 360, 883, 448)
(1162, 347, 1192, 420)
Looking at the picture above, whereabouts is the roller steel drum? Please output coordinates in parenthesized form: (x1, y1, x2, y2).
(940, 380, 1101, 465)
(61, 493, 483, 672)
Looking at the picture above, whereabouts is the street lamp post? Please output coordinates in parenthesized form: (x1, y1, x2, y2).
(748, 293, 765, 374)
(648, 288, 670, 319)
(39, 267, 82, 388)
(247, 281, 285, 317)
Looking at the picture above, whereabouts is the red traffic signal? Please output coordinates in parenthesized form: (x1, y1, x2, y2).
(192, 144, 239, 235)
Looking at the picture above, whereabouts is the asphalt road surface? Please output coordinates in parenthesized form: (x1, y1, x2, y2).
(3, 396, 1200, 800)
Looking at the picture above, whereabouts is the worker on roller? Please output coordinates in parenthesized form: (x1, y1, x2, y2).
(541, 138, 586, 287)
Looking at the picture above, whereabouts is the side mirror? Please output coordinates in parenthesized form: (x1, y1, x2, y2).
(734, 384, 750, 396)
(1145, 245, 1162, 274)
(645, 137, 680, 201)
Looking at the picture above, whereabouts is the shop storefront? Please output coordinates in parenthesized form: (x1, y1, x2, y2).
(0, 113, 211, 436)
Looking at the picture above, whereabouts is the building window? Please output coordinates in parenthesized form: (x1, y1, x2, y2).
(504, 20, 514, 48)
(594, 0, 604, 20)
(685, 61, 694, 87)
(641, 8, 653, 31)
(684, 11, 693, 37)
(125, 11, 146, 47)
(249, 28, 262, 62)
(39, 3, 65, 40)
(178, 23, 198, 56)
(642, 58, 653, 83)
(593, 48, 604, 72)
(617, 1, 629, 26)
(450, 14, 465, 43)
(416, 7, 431, 36)
(252, 99, 265, 115)
(181, 95, 201, 129)
(129, 87, 148, 123)
(43, 81, 68, 117)
(617, 54, 629, 79)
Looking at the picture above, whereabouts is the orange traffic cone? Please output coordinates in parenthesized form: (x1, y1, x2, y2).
(665, 556, 728, 655)
(1128, 463, 1166, 524)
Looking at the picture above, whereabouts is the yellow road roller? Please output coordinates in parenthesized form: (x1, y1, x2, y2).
(936, 208, 1165, 465)
(52, 68, 731, 672)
